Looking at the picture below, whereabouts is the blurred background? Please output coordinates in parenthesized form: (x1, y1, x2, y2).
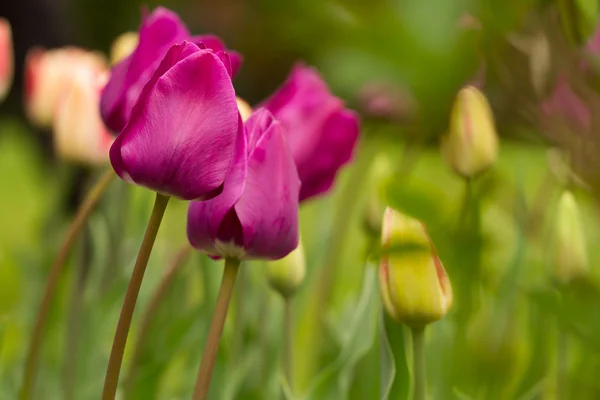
(2, 0, 600, 398)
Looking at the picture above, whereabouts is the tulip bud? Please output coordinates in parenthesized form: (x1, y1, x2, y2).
(553, 191, 588, 284)
(236, 97, 253, 122)
(267, 239, 306, 298)
(0, 19, 13, 102)
(110, 32, 139, 65)
(53, 70, 114, 165)
(379, 207, 452, 328)
(442, 86, 499, 177)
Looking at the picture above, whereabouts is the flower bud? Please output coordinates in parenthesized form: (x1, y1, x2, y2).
(53, 70, 114, 165)
(553, 191, 588, 284)
(236, 97, 253, 122)
(267, 239, 306, 298)
(379, 207, 452, 328)
(442, 86, 499, 177)
(110, 31, 138, 65)
(0, 18, 13, 103)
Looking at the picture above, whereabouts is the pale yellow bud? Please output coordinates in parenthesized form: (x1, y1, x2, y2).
(379, 207, 452, 328)
(236, 97, 253, 122)
(553, 191, 588, 284)
(267, 239, 306, 298)
(442, 86, 499, 177)
(110, 32, 139, 65)
(53, 70, 114, 165)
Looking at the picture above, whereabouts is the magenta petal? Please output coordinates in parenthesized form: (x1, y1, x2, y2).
(234, 109, 300, 259)
(187, 118, 248, 253)
(101, 8, 190, 132)
(111, 42, 239, 199)
(298, 109, 359, 200)
(262, 63, 360, 202)
(192, 35, 242, 76)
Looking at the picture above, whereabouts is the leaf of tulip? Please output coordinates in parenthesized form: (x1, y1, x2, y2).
(302, 266, 379, 399)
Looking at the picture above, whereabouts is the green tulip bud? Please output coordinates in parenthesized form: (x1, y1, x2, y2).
(442, 86, 499, 177)
(553, 191, 588, 284)
(267, 239, 306, 298)
(379, 207, 453, 328)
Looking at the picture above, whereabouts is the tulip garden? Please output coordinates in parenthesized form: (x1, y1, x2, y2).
(3, 0, 600, 399)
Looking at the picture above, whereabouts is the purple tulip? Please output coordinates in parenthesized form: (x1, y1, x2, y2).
(110, 41, 240, 200)
(261, 64, 359, 201)
(101, 7, 242, 132)
(187, 108, 300, 260)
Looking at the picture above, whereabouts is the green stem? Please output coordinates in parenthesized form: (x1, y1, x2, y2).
(63, 225, 93, 400)
(411, 327, 426, 400)
(102, 193, 170, 400)
(284, 297, 294, 392)
(125, 245, 192, 398)
(557, 325, 568, 400)
(20, 168, 115, 400)
(192, 258, 240, 400)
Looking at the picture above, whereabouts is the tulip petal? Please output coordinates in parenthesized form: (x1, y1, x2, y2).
(187, 118, 248, 255)
(191, 35, 242, 76)
(234, 109, 300, 259)
(110, 42, 239, 199)
(298, 109, 359, 200)
(101, 7, 190, 132)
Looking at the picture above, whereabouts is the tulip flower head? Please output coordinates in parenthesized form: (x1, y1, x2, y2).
(25, 47, 107, 128)
(109, 41, 240, 200)
(101, 7, 241, 132)
(187, 108, 300, 261)
(379, 207, 452, 328)
(54, 70, 114, 165)
(442, 86, 499, 177)
(110, 32, 139, 65)
(262, 64, 359, 201)
(553, 191, 588, 284)
(0, 18, 13, 102)
(267, 238, 306, 298)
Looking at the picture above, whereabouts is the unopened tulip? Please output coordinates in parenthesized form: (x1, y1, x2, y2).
(110, 41, 240, 200)
(0, 19, 13, 102)
(110, 32, 138, 65)
(101, 7, 242, 132)
(379, 207, 452, 328)
(442, 86, 499, 177)
(267, 239, 306, 298)
(187, 108, 300, 260)
(25, 47, 107, 128)
(236, 97, 253, 122)
(53, 70, 114, 165)
(553, 191, 588, 284)
(261, 64, 359, 201)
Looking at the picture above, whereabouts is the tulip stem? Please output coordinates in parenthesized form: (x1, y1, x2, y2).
(411, 327, 426, 400)
(193, 258, 240, 400)
(284, 297, 294, 392)
(125, 245, 192, 398)
(20, 168, 115, 400)
(102, 193, 170, 400)
(557, 325, 568, 399)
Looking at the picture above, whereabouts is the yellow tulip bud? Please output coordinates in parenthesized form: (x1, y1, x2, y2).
(236, 97, 253, 122)
(442, 86, 499, 177)
(553, 191, 588, 284)
(379, 207, 452, 328)
(110, 32, 138, 65)
(267, 239, 306, 298)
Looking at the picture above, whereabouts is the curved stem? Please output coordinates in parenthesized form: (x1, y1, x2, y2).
(411, 327, 426, 400)
(193, 258, 240, 400)
(102, 193, 170, 400)
(125, 245, 192, 397)
(284, 297, 294, 392)
(20, 168, 115, 400)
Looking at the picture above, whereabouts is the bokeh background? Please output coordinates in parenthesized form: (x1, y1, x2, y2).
(2, 0, 600, 398)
